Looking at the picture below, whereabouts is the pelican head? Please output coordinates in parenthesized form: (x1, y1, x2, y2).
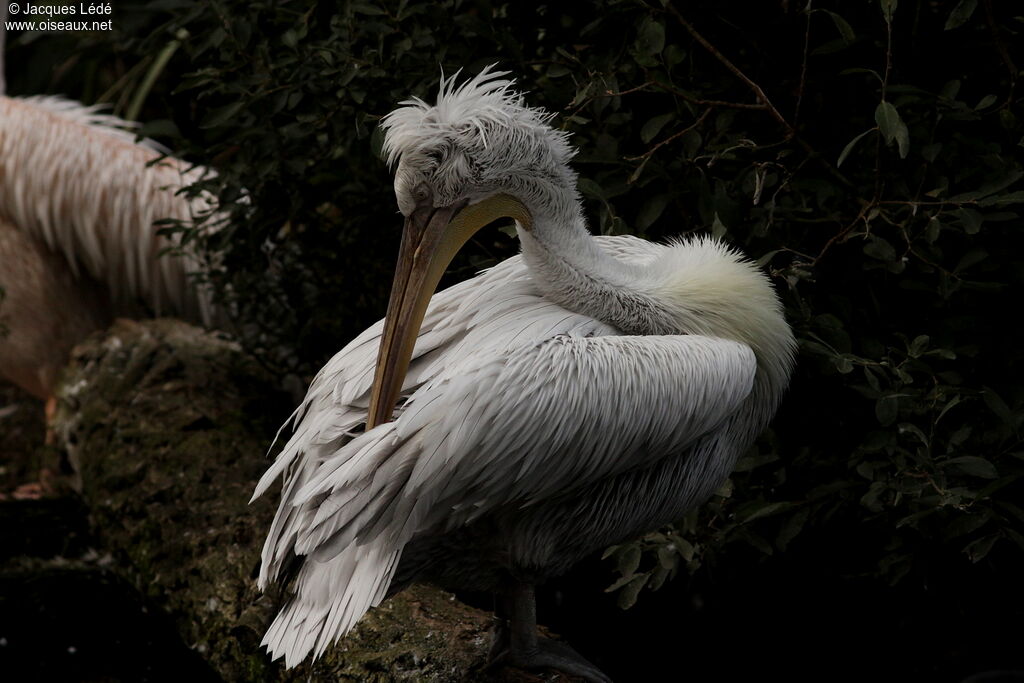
(367, 67, 574, 428)
(381, 66, 575, 219)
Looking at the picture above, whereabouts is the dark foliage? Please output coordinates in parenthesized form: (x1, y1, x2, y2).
(7, 0, 1023, 658)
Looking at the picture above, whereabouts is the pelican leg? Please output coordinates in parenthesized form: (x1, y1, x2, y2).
(44, 394, 58, 446)
(487, 592, 512, 662)
(487, 582, 614, 683)
(5, 396, 60, 500)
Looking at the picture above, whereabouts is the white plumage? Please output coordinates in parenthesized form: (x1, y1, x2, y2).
(254, 68, 796, 678)
(0, 95, 218, 398)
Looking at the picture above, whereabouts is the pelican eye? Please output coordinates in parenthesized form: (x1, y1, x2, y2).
(412, 184, 431, 203)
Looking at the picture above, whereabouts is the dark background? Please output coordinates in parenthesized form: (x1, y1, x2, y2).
(2, 0, 1023, 681)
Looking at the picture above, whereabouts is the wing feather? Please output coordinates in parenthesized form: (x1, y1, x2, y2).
(253, 235, 752, 664)
(275, 332, 754, 660)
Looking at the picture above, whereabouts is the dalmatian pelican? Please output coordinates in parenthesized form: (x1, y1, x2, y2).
(0, 95, 216, 404)
(253, 67, 796, 681)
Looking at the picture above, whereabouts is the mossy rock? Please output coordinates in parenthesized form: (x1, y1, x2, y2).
(50, 319, 529, 682)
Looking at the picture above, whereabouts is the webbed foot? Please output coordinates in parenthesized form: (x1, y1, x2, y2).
(489, 635, 613, 682)
(485, 582, 613, 683)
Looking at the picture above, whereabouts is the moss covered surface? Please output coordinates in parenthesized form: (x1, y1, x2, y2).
(49, 319, 555, 682)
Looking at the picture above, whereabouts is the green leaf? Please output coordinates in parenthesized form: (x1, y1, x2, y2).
(941, 79, 963, 100)
(922, 142, 943, 162)
(856, 461, 875, 480)
(672, 536, 695, 563)
(617, 574, 649, 609)
(894, 121, 910, 158)
(998, 501, 1024, 524)
(982, 387, 1014, 426)
(604, 573, 635, 593)
(812, 38, 854, 56)
(874, 102, 899, 137)
(617, 544, 642, 577)
(642, 20, 666, 55)
(732, 453, 780, 473)
(876, 394, 900, 426)
(865, 368, 883, 393)
(908, 335, 929, 357)
(976, 472, 1024, 500)
(1006, 528, 1024, 552)
(861, 480, 888, 512)
(200, 101, 245, 129)
(944, 0, 978, 30)
(841, 67, 883, 83)
(647, 565, 671, 592)
(978, 191, 1024, 207)
(955, 248, 987, 272)
(634, 17, 666, 65)
(776, 507, 810, 551)
(823, 10, 856, 44)
(879, 0, 898, 24)
(949, 424, 973, 447)
(680, 129, 703, 158)
(370, 126, 385, 161)
(943, 512, 989, 540)
(711, 213, 728, 239)
(657, 545, 678, 570)
(736, 528, 774, 556)
(975, 94, 997, 110)
(898, 422, 929, 446)
(878, 553, 912, 584)
(956, 207, 983, 233)
(958, 170, 1024, 201)
(641, 113, 675, 144)
(664, 44, 687, 67)
(943, 456, 998, 479)
(837, 128, 875, 167)
(636, 194, 671, 231)
(874, 101, 909, 158)
(352, 2, 387, 15)
(569, 79, 594, 108)
(963, 534, 999, 562)
(896, 509, 936, 528)
(740, 501, 794, 523)
(577, 178, 604, 200)
(864, 236, 897, 262)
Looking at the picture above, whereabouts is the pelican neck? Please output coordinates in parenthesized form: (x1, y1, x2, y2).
(515, 203, 674, 335)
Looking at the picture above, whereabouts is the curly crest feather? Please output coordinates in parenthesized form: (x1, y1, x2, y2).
(380, 65, 573, 170)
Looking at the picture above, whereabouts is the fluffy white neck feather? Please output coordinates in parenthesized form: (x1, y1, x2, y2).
(512, 174, 795, 413)
(513, 182, 672, 336)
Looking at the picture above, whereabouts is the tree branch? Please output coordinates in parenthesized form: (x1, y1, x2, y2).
(665, 5, 853, 188)
(666, 4, 793, 135)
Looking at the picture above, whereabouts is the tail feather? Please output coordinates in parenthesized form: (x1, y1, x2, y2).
(262, 541, 402, 668)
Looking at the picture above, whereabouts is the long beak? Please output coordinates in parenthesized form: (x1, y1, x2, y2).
(366, 194, 532, 429)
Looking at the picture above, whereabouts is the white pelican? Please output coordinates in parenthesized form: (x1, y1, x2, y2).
(253, 67, 796, 681)
(0, 95, 217, 402)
